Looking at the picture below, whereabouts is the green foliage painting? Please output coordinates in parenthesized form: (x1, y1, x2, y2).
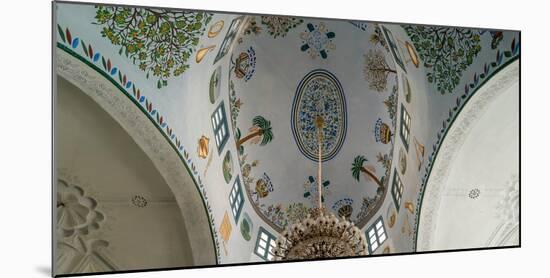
(351, 155, 384, 191)
(402, 26, 482, 94)
(94, 6, 212, 88)
(235, 116, 273, 155)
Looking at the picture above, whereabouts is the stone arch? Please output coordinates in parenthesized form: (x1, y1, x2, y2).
(55, 49, 217, 265)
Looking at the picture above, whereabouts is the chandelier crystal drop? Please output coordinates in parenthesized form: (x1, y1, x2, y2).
(272, 115, 367, 260)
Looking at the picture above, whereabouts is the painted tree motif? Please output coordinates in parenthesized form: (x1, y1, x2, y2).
(228, 80, 242, 130)
(370, 25, 390, 52)
(260, 16, 303, 38)
(384, 82, 398, 127)
(94, 6, 212, 88)
(356, 195, 379, 222)
(242, 16, 303, 39)
(236, 116, 273, 154)
(402, 25, 482, 94)
(285, 203, 311, 224)
(363, 49, 397, 92)
(243, 17, 262, 36)
(351, 155, 384, 193)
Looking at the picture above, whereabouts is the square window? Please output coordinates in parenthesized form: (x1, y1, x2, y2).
(366, 217, 387, 254)
(229, 177, 244, 222)
(391, 170, 404, 211)
(400, 104, 411, 151)
(211, 102, 229, 153)
(254, 227, 277, 261)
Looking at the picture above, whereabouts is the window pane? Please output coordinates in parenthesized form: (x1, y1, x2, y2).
(371, 242, 378, 251)
(369, 235, 377, 242)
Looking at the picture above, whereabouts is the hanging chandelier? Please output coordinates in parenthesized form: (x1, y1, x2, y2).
(272, 116, 367, 260)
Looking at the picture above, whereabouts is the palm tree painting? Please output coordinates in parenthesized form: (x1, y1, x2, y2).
(351, 155, 385, 194)
(235, 116, 273, 154)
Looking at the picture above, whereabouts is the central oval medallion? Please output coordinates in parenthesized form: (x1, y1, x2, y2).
(292, 69, 347, 162)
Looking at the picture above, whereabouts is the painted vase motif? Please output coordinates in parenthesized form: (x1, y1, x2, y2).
(375, 118, 392, 144)
(197, 135, 210, 159)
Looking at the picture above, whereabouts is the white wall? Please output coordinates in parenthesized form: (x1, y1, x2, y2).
(429, 80, 519, 250)
(56, 77, 194, 273)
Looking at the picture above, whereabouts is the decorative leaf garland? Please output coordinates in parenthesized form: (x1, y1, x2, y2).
(94, 6, 212, 88)
(402, 25, 482, 94)
(412, 37, 520, 249)
(56, 24, 222, 262)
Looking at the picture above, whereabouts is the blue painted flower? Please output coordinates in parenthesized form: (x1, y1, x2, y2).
(300, 22, 335, 59)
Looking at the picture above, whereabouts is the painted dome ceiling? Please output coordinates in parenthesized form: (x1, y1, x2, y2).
(226, 18, 400, 232)
(55, 2, 520, 267)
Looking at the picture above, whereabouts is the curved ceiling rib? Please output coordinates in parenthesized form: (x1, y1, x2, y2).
(416, 60, 519, 251)
(56, 76, 199, 273)
(56, 50, 217, 266)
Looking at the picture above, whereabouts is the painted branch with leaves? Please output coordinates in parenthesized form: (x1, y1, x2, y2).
(402, 25, 482, 94)
(94, 6, 212, 88)
(363, 49, 397, 92)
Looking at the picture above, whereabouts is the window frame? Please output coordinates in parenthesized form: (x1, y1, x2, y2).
(391, 170, 404, 211)
(399, 103, 411, 151)
(366, 216, 387, 254)
(228, 176, 245, 222)
(211, 101, 229, 154)
(254, 227, 277, 261)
